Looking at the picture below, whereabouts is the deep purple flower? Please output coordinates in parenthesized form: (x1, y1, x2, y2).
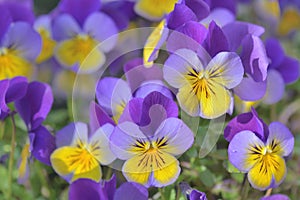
(0, 0, 34, 24)
(227, 110, 294, 190)
(180, 182, 207, 200)
(69, 175, 148, 200)
(261, 194, 290, 200)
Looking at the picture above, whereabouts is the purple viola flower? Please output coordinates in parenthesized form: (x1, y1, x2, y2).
(0, 76, 28, 120)
(261, 194, 290, 200)
(52, 7, 118, 73)
(227, 111, 294, 190)
(262, 38, 300, 104)
(110, 116, 194, 187)
(69, 175, 148, 200)
(180, 182, 207, 200)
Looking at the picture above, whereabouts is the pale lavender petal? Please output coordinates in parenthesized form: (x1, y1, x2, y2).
(0, 7, 12, 42)
(89, 101, 115, 133)
(267, 122, 294, 157)
(2, 22, 41, 60)
(224, 108, 269, 142)
(200, 8, 235, 27)
(69, 179, 107, 200)
(30, 126, 56, 166)
(110, 121, 147, 160)
(58, 0, 101, 26)
(185, 0, 210, 20)
(234, 76, 267, 101)
(124, 58, 163, 93)
(167, 4, 197, 30)
(164, 49, 203, 88)
(228, 130, 265, 172)
(223, 21, 265, 51)
(240, 35, 269, 82)
(203, 21, 229, 57)
(15, 82, 53, 130)
(5, 76, 28, 103)
(96, 77, 132, 116)
(0, 80, 9, 115)
(83, 12, 118, 52)
(265, 38, 285, 70)
(52, 14, 81, 41)
(209, 0, 236, 15)
(166, 21, 207, 53)
(134, 80, 174, 100)
(114, 182, 148, 200)
(260, 194, 290, 200)
(276, 57, 299, 84)
(154, 118, 194, 156)
(263, 70, 285, 104)
(34, 15, 52, 32)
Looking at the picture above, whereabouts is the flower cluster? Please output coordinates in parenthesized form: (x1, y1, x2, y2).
(0, 0, 299, 199)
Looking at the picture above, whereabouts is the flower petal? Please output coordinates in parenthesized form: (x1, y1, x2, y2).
(52, 14, 81, 41)
(114, 182, 148, 200)
(234, 76, 267, 101)
(69, 179, 106, 200)
(276, 57, 299, 84)
(176, 84, 200, 116)
(262, 70, 285, 104)
(200, 8, 235, 28)
(167, 4, 197, 30)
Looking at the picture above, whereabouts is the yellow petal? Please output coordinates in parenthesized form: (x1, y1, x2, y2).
(18, 144, 30, 181)
(36, 28, 56, 64)
(277, 7, 300, 36)
(177, 84, 201, 117)
(135, 0, 178, 21)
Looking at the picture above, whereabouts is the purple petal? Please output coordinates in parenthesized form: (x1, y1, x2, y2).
(58, 0, 101, 26)
(209, 0, 236, 15)
(0, 2, 34, 24)
(223, 21, 265, 51)
(203, 21, 229, 57)
(34, 15, 52, 32)
(124, 58, 163, 93)
(134, 80, 174, 100)
(0, 79, 9, 116)
(234, 76, 267, 101)
(265, 38, 285, 70)
(119, 98, 143, 125)
(200, 8, 235, 27)
(114, 182, 148, 200)
(0, 6, 12, 42)
(96, 77, 132, 116)
(260, 194, 290, 200)
(189, 190, 208, 200)
(89, 101, 115, 133)
(30, 126, 56, 166)
(15, 81, 53, 130)
(102, 174, 117, 200)
(5, 76, 28, 103)
(240, 35, 269, 82)
(228, 130, 265, 172)
(167, 4, 197, 30)
(185, 0, 210, 20)
(267, 122, 294, 157)
(83, 12, 118, 52)
(166, 21, 208, 53)
(52, 14, 81, 41)
(262, 70, 285, 104)
(2, 22, 41, 60)
(224, 108, 269, 142)
(69, 179, 108, 200)
(276, 57, 299, 84)
(154, 118, 194, 155)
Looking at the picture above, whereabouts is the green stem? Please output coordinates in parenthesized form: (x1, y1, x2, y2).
(175, 184, 181, 200)
(67, 96, 74, 122)
(270, 104, 277, 122)
(0, 121, 5, 140)
(105, 167, 112, 180)
(159, 187, 166, 200)
(240, 175, 249, 200)
(7, 114, 16, 200)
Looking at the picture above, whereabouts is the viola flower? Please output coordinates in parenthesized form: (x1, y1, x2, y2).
(0, 15, 41, 79)
(34, 15, 56, 64)
(50, 122, 116, 183)
(164, 48, 244, 119)
(52, 12, 118, 73)
(110, 117, 194, 187)
(227, 110, 294, 190)
(134, 0, 178, 21)
(179, 182, 207, 200)
(261, 194, 290, 200)
(69, 175, 148, 200)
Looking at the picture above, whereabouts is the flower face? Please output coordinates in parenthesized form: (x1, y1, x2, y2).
(110, 118, 194, 187)
(164, 49, 244, 119)
(228, 122, 294, 190)
(51, 123, 116, 182)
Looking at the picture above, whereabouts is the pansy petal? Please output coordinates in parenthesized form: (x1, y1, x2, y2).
(234, 76, 267, 101)
(5, 76, 28, 103)
(206, 51, 244, 89)
(15, 81, 53, 130)
(263, 70, 285, 104)
(2, 22, 41, 60)
(1, 2, 34, 24)
(89, 124, 116, 165)
(228, 130, 265, 172)
(164, 49, 203, 88)
(209, 0, 236, 15)
(79, 46, 106, 73)
(248, 155, 286, 191)
(154, 118, 194, 155)
(265, 38, 285, 70)
(267, 122, 294, 157)
(176, 84, 200, 116)
(110, 122, 147, 160)
(276, 57, 300, 84)
(89, 101, 115, 133)
(135, 80, 174, 100)
(119, 98, 143, 125)
(58, 0, 101, 26)
(185, 0, 210, 20)
(152, 153, 180, 187)
(0, 7, 12, 42)
(30, 126, 56, 166)
(200, 8, 235, 28)
(260, 194, 290, 200)
(167, 4, 197, 30)
(0, 80, 9, 115)
(114, 182, 148, 200)
(69, 179, 105, 200)
(83, 12, 118, 52)
(52, 14, 81, 41)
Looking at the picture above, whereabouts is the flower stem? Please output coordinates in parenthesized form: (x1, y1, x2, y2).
(240, 174, 249, 200)
(0, 121, 5, 140)
(159, 187, 166, 200)
(7, 114, 16, 200)
(264, 188, 272, 197)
